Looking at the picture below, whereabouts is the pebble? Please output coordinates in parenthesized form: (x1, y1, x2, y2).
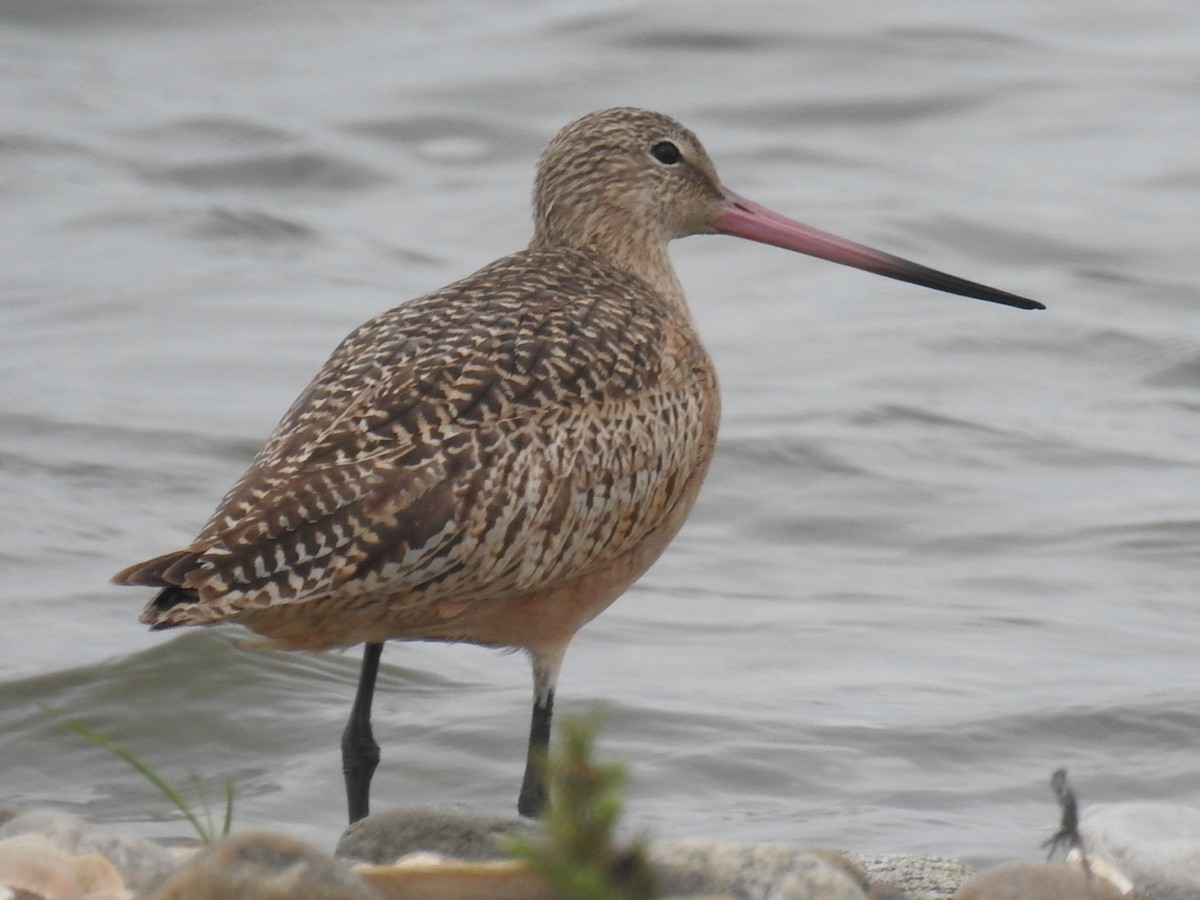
(336, 805, 536, 863)
(10, 800, 1200, 899)
(149, 830, 375, 900)
(951, 860, 1125, 900)
(0, 808, 180, 898)
(651, 841, 871, 899)
(0, 833, 129, 900)
(848, 853, 972, 899)
(1082, 803, 1200, 900)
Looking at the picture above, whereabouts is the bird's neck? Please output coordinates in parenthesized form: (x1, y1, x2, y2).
(530, 218, 693, 321)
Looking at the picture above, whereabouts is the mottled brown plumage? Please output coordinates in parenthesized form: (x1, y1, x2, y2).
(117, 108, 723, 653)
(114, 106, 1040, 823)
(121, 248, 717, 650)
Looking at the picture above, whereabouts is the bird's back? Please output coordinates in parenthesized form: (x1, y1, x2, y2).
(113, 246, 720, 650)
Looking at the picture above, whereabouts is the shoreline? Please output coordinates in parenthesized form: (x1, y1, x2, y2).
(6, 803, 1181, 899)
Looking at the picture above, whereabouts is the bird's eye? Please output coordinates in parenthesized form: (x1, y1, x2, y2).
(650, 141, 681, 165)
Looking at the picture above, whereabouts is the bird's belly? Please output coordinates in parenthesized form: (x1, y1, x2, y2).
(237, 384, 719, 654)
(424, 446, 715, 653)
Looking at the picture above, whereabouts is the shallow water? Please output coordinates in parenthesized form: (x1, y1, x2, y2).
(2, 0, 1199, 867)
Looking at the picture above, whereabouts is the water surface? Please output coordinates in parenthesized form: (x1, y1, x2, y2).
(2, 0, 1198, 867)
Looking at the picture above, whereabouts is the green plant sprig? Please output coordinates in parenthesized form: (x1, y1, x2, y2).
(44, 705, 233, 844)
(506, 714, 657, 900)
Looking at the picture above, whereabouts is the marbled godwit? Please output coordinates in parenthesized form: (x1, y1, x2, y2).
(113, 107, 1042, 823)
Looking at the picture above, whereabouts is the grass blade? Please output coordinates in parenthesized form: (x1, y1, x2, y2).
(44, 705, 224, 844)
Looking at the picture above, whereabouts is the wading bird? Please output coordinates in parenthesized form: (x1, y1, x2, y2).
(113, 107, 1042, 823)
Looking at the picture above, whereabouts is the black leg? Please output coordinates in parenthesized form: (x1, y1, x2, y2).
(342, 641, 383, 824)
(517, 655, 559, 818)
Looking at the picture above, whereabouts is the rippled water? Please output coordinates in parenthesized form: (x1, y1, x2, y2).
(2, 0, 1198, 867)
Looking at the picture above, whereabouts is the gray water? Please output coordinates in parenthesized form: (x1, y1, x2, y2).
(2, 0, 1198, 868)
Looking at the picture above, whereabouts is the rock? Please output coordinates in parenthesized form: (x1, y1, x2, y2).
(0, 808, 179, 897)
(149, 830, 375, 900)
(0, 833, 130, 900)
(652, 841, 872, 899)
(951, 860, 1125, 900)
(336, 806, 536, 864)
(1082, 803, 1200, 898)
(849, 853, 972, 898)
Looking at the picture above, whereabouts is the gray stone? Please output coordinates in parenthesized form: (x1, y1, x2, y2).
(1083, 803, 1200, 898)
(849, 853, 971, 898)
(652, 841, 871, 900)
(0, 807, 179, 895)
(1131, 886, 1200, 900)
(952, 860, 1125, 900)
(149, 830, 375, 900)
(335, 806, 537, 864)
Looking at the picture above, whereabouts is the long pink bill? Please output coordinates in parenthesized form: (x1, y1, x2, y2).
(713, 190, 1044, 311)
